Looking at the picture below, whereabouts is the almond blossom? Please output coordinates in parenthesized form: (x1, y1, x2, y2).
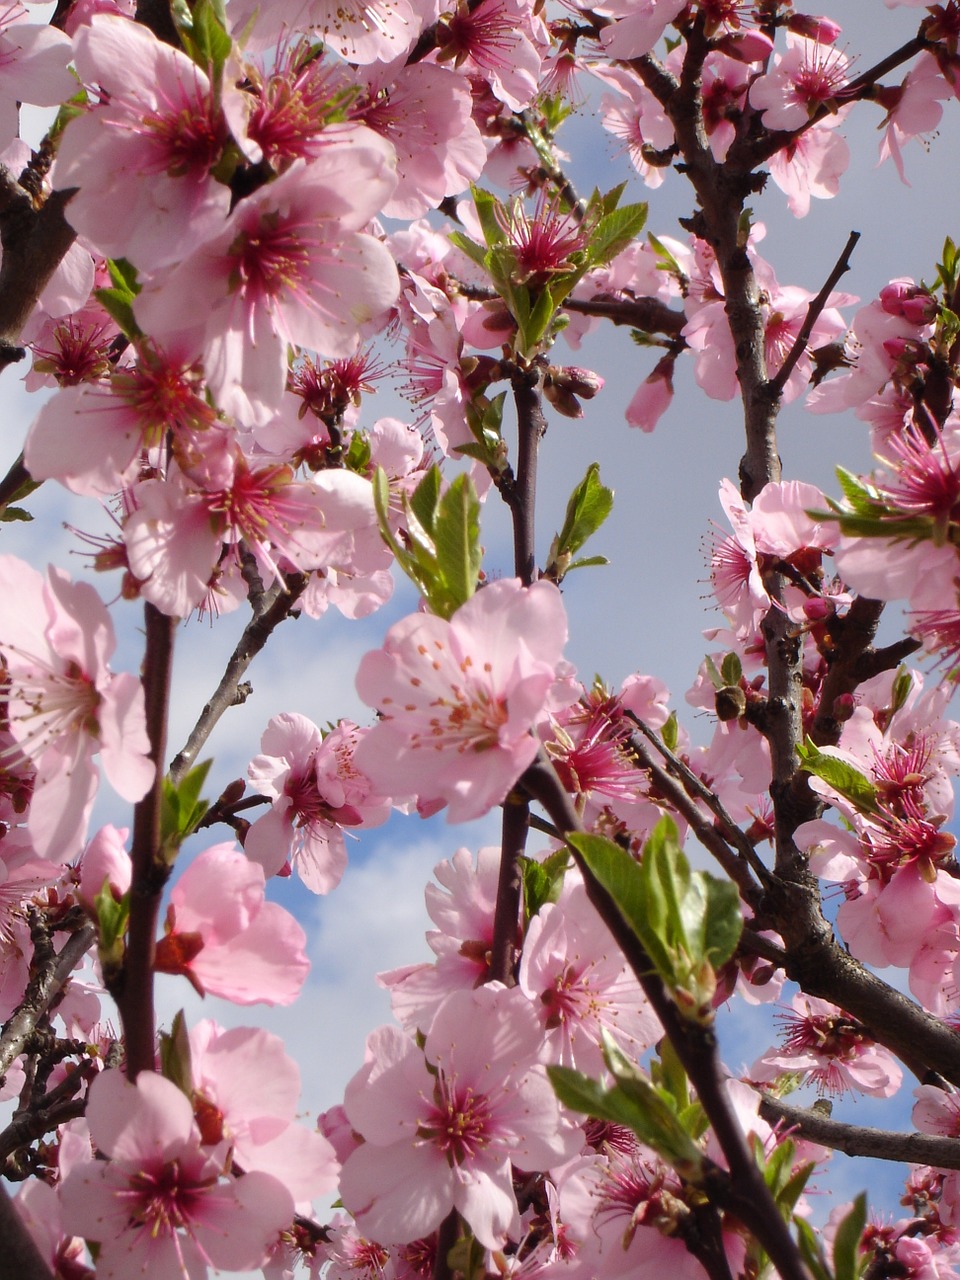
(354, 578, 572, 822)
(339, 985, 581, 1249)
(54, 15, 231, 272)
(246, 713, 392, 893)
(59, 1069, 295, 1280)
(133, 139, 401, 423)
(153, 843, 310, 1005)
(0, 556, 153, 862)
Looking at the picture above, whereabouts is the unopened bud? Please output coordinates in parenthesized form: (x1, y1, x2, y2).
(786, 13, 843, 43)
(546, 365, 604, 399)
(803, 596, 834, 622)
(879, 280, 938, 326)
(714, 29, 775, 63)
(831, 692, 856, 722)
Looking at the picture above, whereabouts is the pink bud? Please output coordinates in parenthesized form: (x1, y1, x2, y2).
(77, 825, 132, 912)
(787, 13, 843, 43)
(879, 280, 938, 325)
(803, 597, 835, 621)
(714, 29, 775, 64)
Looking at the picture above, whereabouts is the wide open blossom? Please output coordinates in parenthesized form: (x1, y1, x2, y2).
(339, 984, 581, 1249)
(59, 1069, 294, 1280)
(54, 15, 231, 272)
(134, 138, 400, 424)
(752, 993, 903, 1097)
(0, 556, 153, 862)
(354, 578, 572, 822)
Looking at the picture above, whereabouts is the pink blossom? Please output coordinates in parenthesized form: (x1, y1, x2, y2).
(432, 0, 543, 112)
(339, 985, 581, 1248)
(76, 824, 131, 912)
(354, 578, 571, 822)
(0, 556, 154, 861)
(749, 34, 851, 130)
(246, 714, 391, 893)
(597, 0, 687, 60)
(356, 63, 486, 218)
(59, 1069, 294, 1280)
(134, 142, 400, 423)
(518, 879, 661, 1072)
(188, 1020, 339, 1202)
(752, 994, 903, 1097)
(54, 15, 231, 272)
(154, 843, 310, 1005)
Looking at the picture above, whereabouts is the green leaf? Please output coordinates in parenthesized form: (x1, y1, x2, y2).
(661, 711, 679, 752)
(449, 229, 490, 272)
(796, 738, 880, 816)
(833, 1193, 867, 1280)
(795, 1217, 835, 1280)
(472, 186, 507, 248)
(159, 1010, 194, 1097)
(171, 0, 232, 80)
(374, 465, 482, 619)
(160, 759, 213, 860)
(432, 473, 482, 614)
(568, 830, 672, 979)
(521, 849, 570, 921)
(569, 819, 742, 1020)
(546, 463, 614, 581)
(720, 651, 742, 687)
(586, 202, 648, 269)
(548, 1059, 706, 1179)
(833, 466, 884, 515)
(518, 285, 558, 356)
(0, 506, 32, 523)
(93, 882, 129, 977)
(96, 257, 143, 340)
(648, 232, 685, 280)
(566, 555, 609, 571)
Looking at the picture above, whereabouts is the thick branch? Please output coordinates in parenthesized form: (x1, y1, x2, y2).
(490, 795, 529, 985)
(760, 1095, 960, 1171)
(0, 1182, 54, 1280)
(117, 604, 175, 1079)
(0, 173, 75, 369)
(169, 572, 307, 784)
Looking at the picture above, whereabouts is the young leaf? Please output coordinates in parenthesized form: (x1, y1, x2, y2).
(160, 758, 213, 859)
(796, 738, 880, 816)
(587, 202, 649, 269)
(432, 473, 482, 615)
(832, 1193, 867, 1280)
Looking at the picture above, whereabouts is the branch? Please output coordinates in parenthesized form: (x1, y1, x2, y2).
(490, 794, 529, 985)
(767, 231, 860, 399)
(452, 280, 687, 338)
(759, 1095, 960, 1171)
(169, 571, 307, 785)
(0, 1182, 54, 1280)
(117, 603, 175, 1080)
(521, 753, 813, 1280)
(0, 923, 96, 1079)
(508, 365, 547, 586)
(0, 171, 75, 370)
(626, 716, 770, 901)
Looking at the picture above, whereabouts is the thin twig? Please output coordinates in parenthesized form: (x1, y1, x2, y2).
(453, 279, 687, 337)
(768, 232, 860, 399)
(759, 1095, 960, 1171)
(628, 716, 770, 893)
(0, 923, 96, 1079)
(169, 572, 307, 784)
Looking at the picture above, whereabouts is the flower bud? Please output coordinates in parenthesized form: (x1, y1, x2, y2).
(879, 280, 938, 326)
(787, 13, 843, 43)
